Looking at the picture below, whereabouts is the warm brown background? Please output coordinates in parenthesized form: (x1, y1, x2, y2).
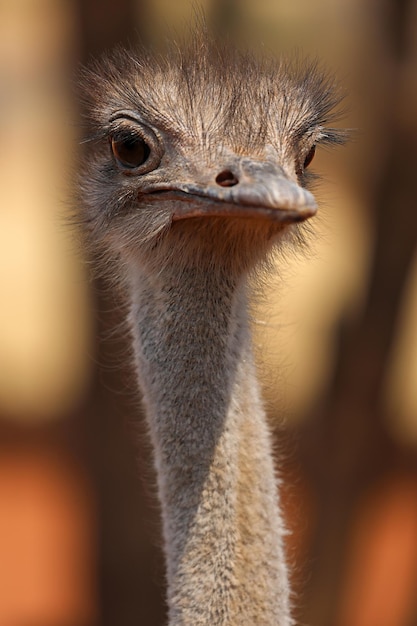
(0, 1, 416, 625)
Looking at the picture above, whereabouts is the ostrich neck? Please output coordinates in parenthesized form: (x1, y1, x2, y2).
(129, 262, 291, 625)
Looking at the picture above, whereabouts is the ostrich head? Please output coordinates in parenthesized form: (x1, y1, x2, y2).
(80, 32, 344, 277)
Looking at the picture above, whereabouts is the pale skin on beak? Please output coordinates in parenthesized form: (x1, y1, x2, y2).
(147, 158, 317, 223)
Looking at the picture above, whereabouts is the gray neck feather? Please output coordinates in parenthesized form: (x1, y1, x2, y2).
(128, 262, 292, 625)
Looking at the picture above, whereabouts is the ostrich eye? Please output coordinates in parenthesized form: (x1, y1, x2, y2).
(111, 134, 151, 169)
(303, 145, 316, 169)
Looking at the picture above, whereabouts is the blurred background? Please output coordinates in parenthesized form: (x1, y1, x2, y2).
(0, 0, 416, 625)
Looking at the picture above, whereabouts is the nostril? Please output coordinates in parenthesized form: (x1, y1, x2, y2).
(215, 170, 239, 187)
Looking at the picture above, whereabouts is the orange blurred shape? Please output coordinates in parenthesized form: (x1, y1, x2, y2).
(338, 476, 417, 626)
(280, 464, 316, 592)
(0, 446, 97, 625)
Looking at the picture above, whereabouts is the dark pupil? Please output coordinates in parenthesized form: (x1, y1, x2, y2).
(303, 145, 316, 169)
(111, 135, 150, 168)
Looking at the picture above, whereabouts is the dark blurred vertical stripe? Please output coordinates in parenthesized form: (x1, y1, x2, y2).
(74, 2, 167, 625)
(76, 0, 147, 59)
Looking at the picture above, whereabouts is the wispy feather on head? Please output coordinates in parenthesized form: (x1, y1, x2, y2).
(79, 23, 347, 158)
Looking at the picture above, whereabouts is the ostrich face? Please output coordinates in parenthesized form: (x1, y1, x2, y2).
(80, 37, 344, 271)
(107, 109, 317, 219)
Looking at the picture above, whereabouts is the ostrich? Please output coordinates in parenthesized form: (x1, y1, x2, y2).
(79, 29, 343, 626)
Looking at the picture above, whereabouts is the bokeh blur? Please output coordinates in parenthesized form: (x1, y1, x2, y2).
(0, 0, 416, 625)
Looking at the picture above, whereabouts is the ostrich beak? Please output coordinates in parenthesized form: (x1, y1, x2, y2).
(164, 159, 318, 223)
